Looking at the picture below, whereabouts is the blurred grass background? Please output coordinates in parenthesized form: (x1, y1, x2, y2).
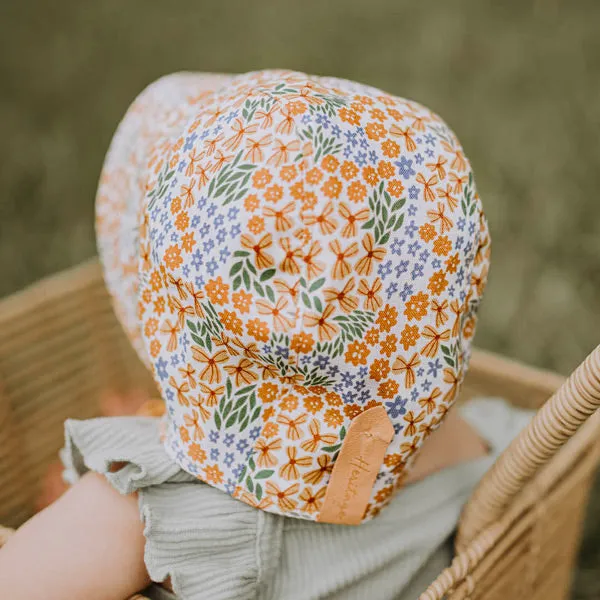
(0, 0, 599, 595)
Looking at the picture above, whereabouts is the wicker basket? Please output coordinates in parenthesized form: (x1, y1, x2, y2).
(0, 260, 598, 600)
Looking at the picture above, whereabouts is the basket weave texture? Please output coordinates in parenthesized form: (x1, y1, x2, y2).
(0, 259, 598, 600)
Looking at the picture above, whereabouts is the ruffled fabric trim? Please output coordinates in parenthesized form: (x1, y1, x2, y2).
(62, 417, 283, 600)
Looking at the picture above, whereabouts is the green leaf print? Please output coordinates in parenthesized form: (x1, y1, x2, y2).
(147, 162, 176, 212)
(207, 150, 257, 206)
(363, 181, 406, 245)
(214, 380, 261, 432)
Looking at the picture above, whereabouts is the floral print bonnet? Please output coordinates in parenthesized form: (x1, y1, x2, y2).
(96, 69, 490, 524)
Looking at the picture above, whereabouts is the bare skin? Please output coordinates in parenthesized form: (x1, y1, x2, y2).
(0, 409, 487, 600)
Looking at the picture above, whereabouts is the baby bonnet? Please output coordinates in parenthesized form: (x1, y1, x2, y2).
(96, 69, 490, 524)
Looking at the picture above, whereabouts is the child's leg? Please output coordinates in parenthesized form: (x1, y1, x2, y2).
(0, 472, 150, 600)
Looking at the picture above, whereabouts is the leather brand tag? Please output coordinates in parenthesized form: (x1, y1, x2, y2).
(317, 406, 394, 525)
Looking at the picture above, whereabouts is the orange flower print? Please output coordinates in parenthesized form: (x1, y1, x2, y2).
(420, 326, 451, 358)
(262, 421, 279, 438)
(179, 425, 190, 444)
(339, 107, 360, 125)
(223, 358, 257, 386)
(163, 244, 183, 270)
(392, 353, 421, 388)
(265, 481, 299, 512)
(255, 437, 283, 468)
(204, 464, 224, 485)
(441, 140, 467, 171)
(357, 277, 384, 312)
(302, 241, 325, 280)
(168, 375, 190, 406)
(299, 487, 326, 514)
(355, 233, 387, 276)
(329, 239, 359, 279)
(245, 133, 273, 163)
(380, 333, 398, 357)
(400, 324, 420, 350)
(232, 290, 252, 314)
(247, 215, 265, 235)
(264, 184, 284, 203)
(187, 443, 206, 464)
(144, 317, 158, 338)
(279, 447, 312, 480)
(365, 327, 380, 345)
(348, 180, 367, 203)
(181, 232, 196, 253)
(418, 387, 442, 414)
(378, 379, 399, 399)
(244, 194, 260, 212)
(325, 391, 342, 406)
(324, 408, 343, 428)
(449, 172, 468, 194)
(205, 276, 229, 305)
(377, 160, 395, 179)
(427, 203, 454, 234)
(323, 278, 359, 314)
(240, 233, 275, 270)
(322, 176, 342, 199)
(246, 318, 270, 342)
(290, 331, 315, 354)
(344, 404, 363, 419)
(303, 394, 324, 414)
(300, 419, 337, 453)
(280, 393, 299, 411)
(252, 168, 272, 189)
(218, 310, 243, 335)
(306, 166, 323, 185)
(416, 172, 439, 202)
(160, 319, 180, 352)
(369, 358, 390, 382)
(427, 270, 449, 295)
(387, 179, 405, 198)
(174, 211, 190, 231)
(303, 455, 334, 484)
(419, 223, 436, 242)
(321, 155, 339, 172)
(376, 304, 398, 332)
(436, 184, 458, 212)
(183, 410, 204, 440)
(191, 347, 229, 384)
(345, 340, 370, 366)
(403, 410, 426, 437)
(427, 155, 447, 180)
(256, 296, 295, 333)
(433, 235, 452, 256)
(273, 278, 300, 302)
(280, 164, 297, 182)
(304, 303, 340, 342)
(212, 332, 239, 356)
(338, 202, 369, 238)
(257, 381, 279, 404)
(341, 160, 359, 180)
(389, 124, 417, 151)
(268, 138, 301, 167)
(431, 299, 449, 327)
(303, 201, 338, 235)
(276, 414, 308, 440)
(263, 202, 295, 232)
(366, 121, 387, 141)
(404, 292, 429, 321)
(381, 139, 400, 158)
(362, 166, 379, 186)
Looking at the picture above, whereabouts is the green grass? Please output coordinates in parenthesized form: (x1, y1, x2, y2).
(1, 0, 599, 595)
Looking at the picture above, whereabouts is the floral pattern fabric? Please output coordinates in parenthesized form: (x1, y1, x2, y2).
(96, 70, 490, 522)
